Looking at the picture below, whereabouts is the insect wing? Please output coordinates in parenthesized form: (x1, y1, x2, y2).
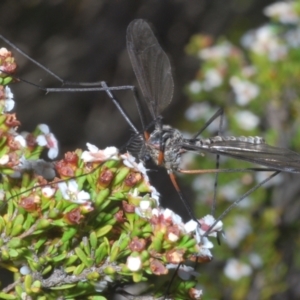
(182, 140, 300, 173)
(126, 19, 174, 119)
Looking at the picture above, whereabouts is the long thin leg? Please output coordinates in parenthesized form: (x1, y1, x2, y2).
(169, 172, 198, 221)
(0, 34, 130, 89)
(203, 171, 280, 238)
(211, 108, 225, 216)
(178, 167, 278, 174)
(4, 72, 134, 93)
(0, 35, 136, 96)
(193, 108, 224, 139)
(100, 82, 139, 135)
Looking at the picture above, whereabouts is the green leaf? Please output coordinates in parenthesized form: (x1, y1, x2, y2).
(75, 247, 92, 267)
(96, 225, 112, 238)
(0, 292, 17, 299)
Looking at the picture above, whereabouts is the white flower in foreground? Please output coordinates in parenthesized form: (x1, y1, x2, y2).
(0, 190, 5, 201)
(58, 180, 90, 204)
(184, 217, 217, 257)
(0, 154, 9, 165)
(234, 110, 260, 131)
(230, 76, 260, 106)
(121, 152, 148, 177)
(1, 86, 15, 112)
(14, 135, 26, 147)
(20, 265, 31, 275)
(81, 144, 119, 162)
(42, 186, 56, 198)
(189, 287, 203, 300)
(135, 201, 152, 218)
(149, 185, 160, 205)
(224, 258, 252, 281)
(163, 208, 183, 225)
(198, 214, 223, 237)
(264, 2, 299, 24)
(126, 255, 142, 272)
(139, 199, 151, 210)
(36, 124, 59, 159)
(184, 219, 198, 233)
(0, 48, 9, 56)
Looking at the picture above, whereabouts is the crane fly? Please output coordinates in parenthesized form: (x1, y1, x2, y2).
(107, 19, 300, 223)
(2, 20, 300, 223)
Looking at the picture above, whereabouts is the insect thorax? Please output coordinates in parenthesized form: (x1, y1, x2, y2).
(146, 125, 183, 171)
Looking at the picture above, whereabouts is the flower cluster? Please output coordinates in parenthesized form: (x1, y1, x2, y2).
(183, 1, 300, 299)
(0, 48, 224, 300)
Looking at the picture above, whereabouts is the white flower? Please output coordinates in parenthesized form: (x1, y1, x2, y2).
(225, 216, 252, 248)
(185, 102, 211, 122)
(58, 180, 90, 204)
(234, 110, 260, 131)
(219, 180, 240, 201)
(264, 2, 299, 24)
(36, 124, 59, 159)
(255, 170, 283, 188)
(135, 196, 154, 218)
(189, 80, 202, 94)
(163, 208, 183, 225)
(224, 258, 252, 280)
(184, 219, 198, 233)
(0, 190, 5, 201)
(81, 144, 119, 162)
(149, 185, 160, 205)
(285, 27, 300, 48)
(200, 236, 214, 249)
(199, 214, 223, 236)
(0, 154, 9, 165)
(126, 255, 142, 272)
(0, 48, 9, 56)
(42, 186, 56, 198)
(230, 76, 260, 106)
(197, 246, 213, 259)
(241, 66, 257, 78)
(249, 253, 263, 268)
(14, 135, 26, 147)
(20, 265, 31, 275)
(189, 287, 203, 300)
(203, 69, 223, 91)
(121, 152, 148, 177)
(241, 25, 287, 61)
(139, 200, 151, 210)
(198, 42, 233, 60)
(1, 86, 15, 112)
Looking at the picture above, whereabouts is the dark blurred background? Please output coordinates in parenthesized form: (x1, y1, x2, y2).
(0, 0, 287, 299)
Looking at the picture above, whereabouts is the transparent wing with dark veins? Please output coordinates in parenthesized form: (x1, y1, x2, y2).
(127, 19, 174, 119)
(182, 140, 300, 173)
